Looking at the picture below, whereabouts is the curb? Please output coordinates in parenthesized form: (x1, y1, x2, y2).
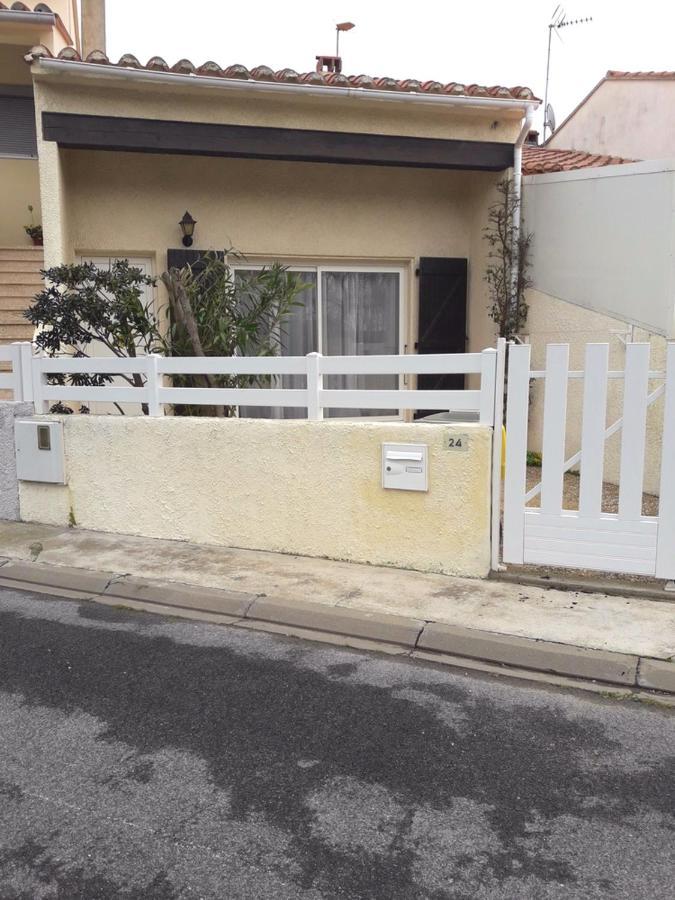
(0, 559, 673, 696)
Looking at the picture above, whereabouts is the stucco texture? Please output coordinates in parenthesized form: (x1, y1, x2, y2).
(19, 417, 493, 577)
(0, 401, 34, 520)
(525, 289, 667, 496)
(33, 75, 523, 144)
(547, 79, 675, 160)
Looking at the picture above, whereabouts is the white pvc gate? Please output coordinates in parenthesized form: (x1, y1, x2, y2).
(503, 342, 675, 579)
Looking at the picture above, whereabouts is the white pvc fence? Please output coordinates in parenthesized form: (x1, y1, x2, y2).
(503, 341, 675, 578)
(0, 342, 501, 424)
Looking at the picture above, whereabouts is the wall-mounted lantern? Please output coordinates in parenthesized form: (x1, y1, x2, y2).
(179, 210, 197, 247)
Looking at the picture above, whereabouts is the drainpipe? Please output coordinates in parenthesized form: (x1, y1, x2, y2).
(511, 107, 535, 314)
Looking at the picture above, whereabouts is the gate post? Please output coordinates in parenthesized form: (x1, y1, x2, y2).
(656, 343, 675, 579)
(502, 343, 531, 564)
(490, 338, 506, 571)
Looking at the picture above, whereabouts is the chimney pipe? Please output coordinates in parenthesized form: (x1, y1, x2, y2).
(81, 0, 106, 58)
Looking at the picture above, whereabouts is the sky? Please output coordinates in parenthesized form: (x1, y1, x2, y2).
(106, 0, 675, 135)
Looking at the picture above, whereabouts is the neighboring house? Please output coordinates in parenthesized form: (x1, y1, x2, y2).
(544, 70, 675, 160)
(10, 10, 539, 419)
(0, 0, 101, 343)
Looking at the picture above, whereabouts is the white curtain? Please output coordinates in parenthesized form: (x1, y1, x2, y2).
(238, 272, 317, 419)
(322, 271, 399, 417)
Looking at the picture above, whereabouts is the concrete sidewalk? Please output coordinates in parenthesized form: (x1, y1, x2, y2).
(0, 521, 673, 693)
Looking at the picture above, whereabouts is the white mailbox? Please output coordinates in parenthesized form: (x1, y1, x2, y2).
(15, 420, 66, 484)
(382, 443, 428, 492)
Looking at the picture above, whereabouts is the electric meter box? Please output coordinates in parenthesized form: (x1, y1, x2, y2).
(14, 420, 66, 484)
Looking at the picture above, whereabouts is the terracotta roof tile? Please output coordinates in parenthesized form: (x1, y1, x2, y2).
(606, 70, 675, 81)
(522, 145, 634, 175)
(23, 44, 539, 103)
(0, 2, 51, 11)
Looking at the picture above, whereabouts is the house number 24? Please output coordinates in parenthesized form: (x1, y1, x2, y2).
(447, 434, 469, 451)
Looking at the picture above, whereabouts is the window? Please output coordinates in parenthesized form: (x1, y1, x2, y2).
(233, 264, 404, 419)
(0, 95, 38, 158)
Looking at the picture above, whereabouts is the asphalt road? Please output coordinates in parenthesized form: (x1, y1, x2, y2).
(0, 587, 673, 900)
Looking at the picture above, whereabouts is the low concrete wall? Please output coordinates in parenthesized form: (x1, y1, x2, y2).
(18, 416, 493, 577)
(0, 402, 35, 520)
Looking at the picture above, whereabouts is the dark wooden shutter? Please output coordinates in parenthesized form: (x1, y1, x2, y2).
(415, 257, 467, 418)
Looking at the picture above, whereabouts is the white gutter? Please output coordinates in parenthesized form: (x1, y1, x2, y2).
(511, 106, 535, 307)
(33, 57, 539, 115)
(0, 10, 55, 26)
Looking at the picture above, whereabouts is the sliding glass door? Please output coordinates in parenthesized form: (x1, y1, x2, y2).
(235, 264, 404, 419)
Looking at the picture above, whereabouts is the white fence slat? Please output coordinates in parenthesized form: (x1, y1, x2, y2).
(17, 342, 34, 403)
(540, 344, 569, 515)
(656, 343, 675, 578)
(32, 360, 48, 414)
(42, 385, 149, 404)
(318, 389, 481, 412)
(524, 509, 657, 534)
(159, 387, 309, 407)
(38, 357, 150, 375)
(318, 352, 484, 376)
(579, 344, 609, 517)
(158, 356, 307, 376)
(618, 343, 650, 521)
(306, 352, 322, 421)
(147, 354, 163, 417)
(479, 349, 497, 425)
(503, 342, 531, 564)
(18, 350, 495, 418)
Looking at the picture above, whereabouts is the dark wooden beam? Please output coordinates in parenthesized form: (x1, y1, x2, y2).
(42, 112, 514, 171)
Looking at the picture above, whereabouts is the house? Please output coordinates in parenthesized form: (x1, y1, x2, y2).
(0, 0, 541, 418)
(0, 0, 105, 344)
(544, 70, 675, 160)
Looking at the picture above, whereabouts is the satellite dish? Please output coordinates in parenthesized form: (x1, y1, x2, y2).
(545, 103, 557, 134)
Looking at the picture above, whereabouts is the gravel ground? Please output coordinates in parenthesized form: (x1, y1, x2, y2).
(525, 466, 659, 516)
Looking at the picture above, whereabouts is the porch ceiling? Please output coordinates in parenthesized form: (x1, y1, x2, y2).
(41, 112, 515, 171)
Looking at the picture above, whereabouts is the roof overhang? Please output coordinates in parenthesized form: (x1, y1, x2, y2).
(42, 111, 516, 171)
(31, 56, 539, 117)
(0, 9, 73, 45)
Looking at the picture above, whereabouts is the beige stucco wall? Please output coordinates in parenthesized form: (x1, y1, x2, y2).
(41, 147, 502, 355)
(19, 417, 493, 577)
(547, 79, 675, 160)
(32, 72, 523, 145)
(0, 158, 41, 245)
(525, 289, 666, 496)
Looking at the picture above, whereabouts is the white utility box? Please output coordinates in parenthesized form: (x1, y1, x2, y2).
(382, 443, 428, 492)
(15, 420, 66, 484)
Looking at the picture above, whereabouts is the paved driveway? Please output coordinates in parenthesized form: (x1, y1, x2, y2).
(0, 587, 673, 899)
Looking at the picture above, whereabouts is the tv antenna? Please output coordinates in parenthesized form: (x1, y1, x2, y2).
(543, 7, 592, 140)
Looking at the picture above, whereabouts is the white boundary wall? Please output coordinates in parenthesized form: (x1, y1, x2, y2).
(523, 160, 675, 338)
